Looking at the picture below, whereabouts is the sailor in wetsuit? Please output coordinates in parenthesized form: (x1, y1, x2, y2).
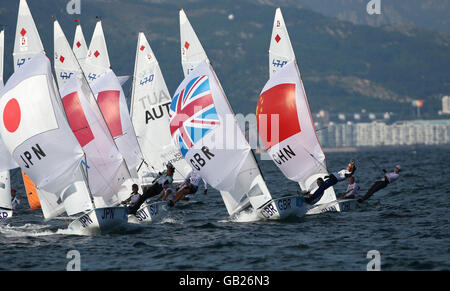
(358, 165, 401, 203)
(304, 160, 356, 205)
(127, 163, 175, 214)
(170, 170, 208, 206)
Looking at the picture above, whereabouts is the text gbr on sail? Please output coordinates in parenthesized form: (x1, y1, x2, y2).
(190, 146, 215, 171)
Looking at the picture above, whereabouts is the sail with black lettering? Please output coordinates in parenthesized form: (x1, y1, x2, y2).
(131, 32, 191, 183)
(257, 8, 337, 206)
(178, 10, 273, 216)
(0, 53, 85, 195)
(12, 0, 58, 214)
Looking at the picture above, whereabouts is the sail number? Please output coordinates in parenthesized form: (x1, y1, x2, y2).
(136, 204, 158, 222)
(79, 214, 93, 228)
(0, 212, 9, 219)
(277, 198, 292, 211)
(260, 203, 278, 219)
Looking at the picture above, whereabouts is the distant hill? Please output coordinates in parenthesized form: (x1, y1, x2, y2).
(0, 0, 449, 117)
(280, 0, 450, 36)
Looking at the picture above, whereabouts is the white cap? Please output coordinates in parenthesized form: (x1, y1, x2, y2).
(395, 165, 401, 170)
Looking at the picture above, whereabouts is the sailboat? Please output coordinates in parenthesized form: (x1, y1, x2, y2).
(54, 20, 134, 233)
(0, 28, 21, 220)
(80, 20, 143, 177)
(13, 0, 67, 217)
(176, 10, 302, 220)
(257, 8, 356, 215)
(128, 32, 193, 223)
(1, 53, 124, 233)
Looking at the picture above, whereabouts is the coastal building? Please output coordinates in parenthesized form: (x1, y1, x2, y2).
(318, 120, 450, 148)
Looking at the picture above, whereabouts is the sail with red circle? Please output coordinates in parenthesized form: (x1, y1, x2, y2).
(0, 53, 85, 194)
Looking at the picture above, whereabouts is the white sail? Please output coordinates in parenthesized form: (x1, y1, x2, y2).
(60, 75, 134, 205)
(83, 21, 110, 82)
(179, 9, 209, 76)
(0, 171, 12, 211)
(258, 8, 337, 206)
(0, 53, 84, 194)
(269, 8, 296, 78)
(170, 61, 273, 216)
(131, 32, 191, 182)
(54, 20, 133, 206)
(178, 11, 272, 216)
(0, 29, 19, 171)
(89, 70, 143, 172)
(12, 0, 66, 219)
(54, 21, 80, 87)
(1, 30, 17, 216)
(13, 0, 44, 71)
(73, 23, 88, 64)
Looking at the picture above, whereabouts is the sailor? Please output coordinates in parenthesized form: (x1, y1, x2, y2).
(304, 160, 356, 205)
(358, 165, 401, 203)
(121, 184, 141, 207)
(340, 176, 360, 200)
(11, 189, 21, 210)
(170, 170, 208, 206)
(128, 163, 175, 214)
(154, 181, 176, 205)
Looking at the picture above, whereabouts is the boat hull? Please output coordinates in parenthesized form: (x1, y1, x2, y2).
(128, 201, 168, 224)
(306, 199, 357, 215)
(0, 209, 12, 220)
(256, 196, 308, 220)
(68, 206, 128, 235)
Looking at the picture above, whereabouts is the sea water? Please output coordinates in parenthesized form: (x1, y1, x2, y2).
(0, 147, 449, 270)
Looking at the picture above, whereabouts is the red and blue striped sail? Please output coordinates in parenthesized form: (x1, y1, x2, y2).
(169, 75, 220, 156)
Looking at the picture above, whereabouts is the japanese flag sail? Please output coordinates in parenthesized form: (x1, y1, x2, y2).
(73, 23, 88, 64)
(60, 74, 134, 206)
(0, 29, 19, 171)
(13, 0, 44, 71)
(131, 32, 191, 182)
(0, 53, 84, 193)
(169, 61, 250, 191)
(179, 9, 209, 77)
(269, 8, 295, 78)
(83, 21, 110, 82)
(54, 20, 133, 205)
(90, 69, 143, 171)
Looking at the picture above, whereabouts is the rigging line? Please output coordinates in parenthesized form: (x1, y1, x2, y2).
(299, 144, 328, 173)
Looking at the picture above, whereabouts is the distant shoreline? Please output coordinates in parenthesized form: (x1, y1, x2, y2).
(323, 144, 450, 152)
